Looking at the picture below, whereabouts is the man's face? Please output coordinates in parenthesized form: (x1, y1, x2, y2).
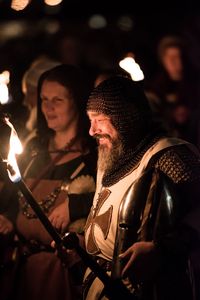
(87, 111, 118, 148)
(87, 111, 122, 172)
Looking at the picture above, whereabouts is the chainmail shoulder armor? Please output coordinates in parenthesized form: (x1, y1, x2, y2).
(154, 144, 200, 184)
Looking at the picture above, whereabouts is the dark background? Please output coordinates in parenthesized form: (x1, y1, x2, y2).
(0, 0, 200, 121)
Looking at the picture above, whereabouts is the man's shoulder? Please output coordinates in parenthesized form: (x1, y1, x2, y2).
(152, 137, 190, 152)
(152, 136, 199, 159)
(141, 137, 191, 172)
(151, 140, 200, 184)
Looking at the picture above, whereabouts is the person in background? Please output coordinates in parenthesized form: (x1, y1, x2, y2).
(21, 56, 60, 147)
(0, 64, 97, 300)
(145, 35, 199, 145)
(83, 76, 200, 300)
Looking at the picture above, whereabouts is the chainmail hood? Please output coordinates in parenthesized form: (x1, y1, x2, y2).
(87, 76, 153, 149)
(87, 76, 163, 186)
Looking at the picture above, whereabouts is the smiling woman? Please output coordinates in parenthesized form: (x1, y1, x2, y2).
(0, 64, 97, 300)
(40, 80, 79, 135)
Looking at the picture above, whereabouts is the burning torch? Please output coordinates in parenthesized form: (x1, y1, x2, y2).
(0, 116, 135, 300)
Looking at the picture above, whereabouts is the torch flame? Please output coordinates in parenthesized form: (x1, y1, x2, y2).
(4, 117, 23, 182)
(119, 55, 144, 81)
(0, 70, 10, 105)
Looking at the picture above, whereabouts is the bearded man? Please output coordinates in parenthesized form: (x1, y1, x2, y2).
(83, 76, 200, 300)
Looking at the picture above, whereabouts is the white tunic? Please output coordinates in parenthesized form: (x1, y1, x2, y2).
(85, 137, 188, 261)
(84, 137, 192, 300)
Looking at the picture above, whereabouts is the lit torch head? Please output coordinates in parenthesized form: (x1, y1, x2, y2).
(119, 53, 144, 81)
(4, 117, 23, 182)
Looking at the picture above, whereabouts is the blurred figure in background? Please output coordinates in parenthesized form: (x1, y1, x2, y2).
(145, 35, 199, 145)
(0, 64, 97, 300)
(21, 56, 60, 147)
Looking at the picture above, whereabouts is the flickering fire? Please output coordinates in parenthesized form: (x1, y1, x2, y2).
(4, 117, 23, 182)
(0, 70, 10, 105)
(119, 55, 144, 81)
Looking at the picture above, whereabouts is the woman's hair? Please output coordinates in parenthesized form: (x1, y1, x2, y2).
(36, 64, 92, 150)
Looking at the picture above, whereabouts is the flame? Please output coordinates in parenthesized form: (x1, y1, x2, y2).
(4, 117, 23, 182)
(44, 0, 63, 5)
(119, 55, 144, 81)
(0, 70, 10, 105)
(11, 0, 30, 11)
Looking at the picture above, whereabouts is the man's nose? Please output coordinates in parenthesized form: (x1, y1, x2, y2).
(89, 121, 99, 136)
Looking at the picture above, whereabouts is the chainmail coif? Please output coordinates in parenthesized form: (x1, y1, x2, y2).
(87, 76, 164, 186)
(87, 76, 153, 149)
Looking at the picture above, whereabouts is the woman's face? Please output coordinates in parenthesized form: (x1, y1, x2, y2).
(40, 80, 78, 132)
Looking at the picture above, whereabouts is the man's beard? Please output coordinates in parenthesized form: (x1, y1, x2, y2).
(97, 135, 123, 174)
